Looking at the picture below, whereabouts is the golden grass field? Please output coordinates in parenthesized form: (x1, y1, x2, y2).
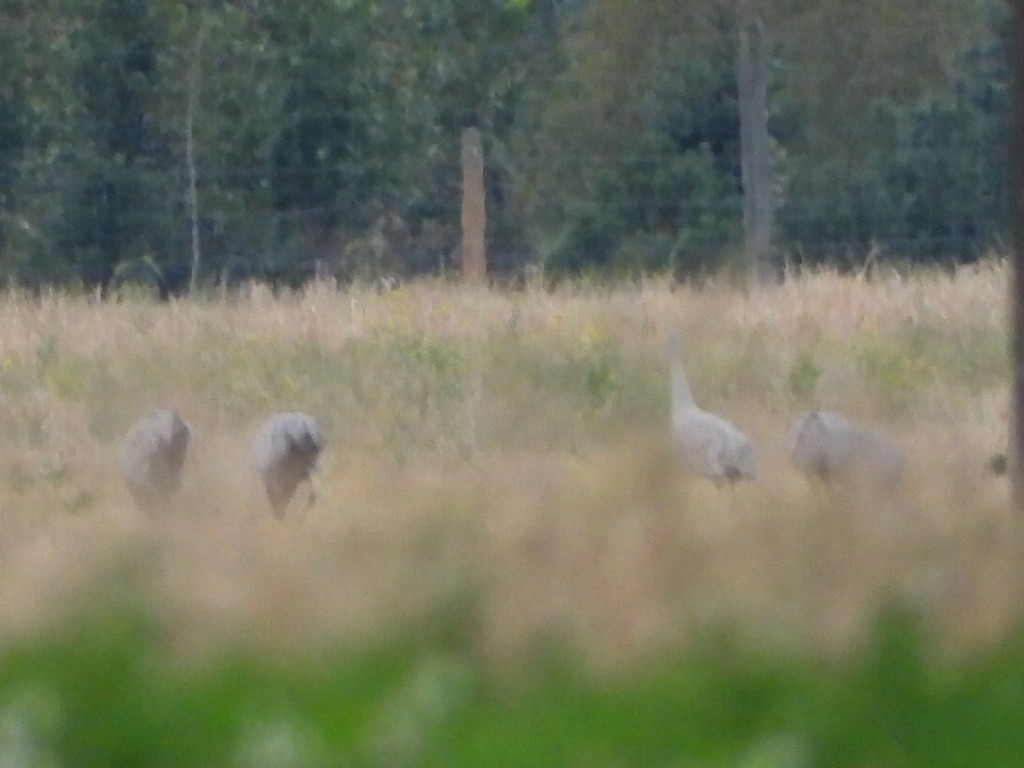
(0, 260, 1015, 670)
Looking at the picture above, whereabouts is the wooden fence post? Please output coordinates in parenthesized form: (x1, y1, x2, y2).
(460, 127, 487, 281)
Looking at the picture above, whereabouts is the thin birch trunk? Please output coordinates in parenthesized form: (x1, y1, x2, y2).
(186, 25, 205, 295)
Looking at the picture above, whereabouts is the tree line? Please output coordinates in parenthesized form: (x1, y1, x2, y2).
(0, 0, 1009, 292)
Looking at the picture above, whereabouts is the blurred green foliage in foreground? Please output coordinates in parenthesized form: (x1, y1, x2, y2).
(0, 602, 1023, 767)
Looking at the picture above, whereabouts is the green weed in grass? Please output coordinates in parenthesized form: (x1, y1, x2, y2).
(788, 350, 823, 404)
(853, 333, 933, 414)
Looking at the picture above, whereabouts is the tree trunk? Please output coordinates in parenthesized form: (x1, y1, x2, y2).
(186, 24, 205, 295)
(1011, 0, 1024, 510)
(737, 16, 774, 284)
(460, 127, 487, 282)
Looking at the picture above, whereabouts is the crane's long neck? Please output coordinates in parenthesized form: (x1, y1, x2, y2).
(671, 352, 696, 416)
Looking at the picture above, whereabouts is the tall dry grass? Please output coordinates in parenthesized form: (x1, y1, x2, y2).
(0, 260, 1015, 668)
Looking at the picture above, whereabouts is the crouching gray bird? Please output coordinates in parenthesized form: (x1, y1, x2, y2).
(789, 410, 904, 488)
(254, 412, 324, 517)
(120, 408, 191, 514)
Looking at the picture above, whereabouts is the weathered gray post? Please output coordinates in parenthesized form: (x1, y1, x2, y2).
(737, 16, 774, 284)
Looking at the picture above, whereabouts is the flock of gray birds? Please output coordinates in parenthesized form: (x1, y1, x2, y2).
(118, 334, 904, 516)
(119, 409, 323, 517)
(669, 333, 905, 491)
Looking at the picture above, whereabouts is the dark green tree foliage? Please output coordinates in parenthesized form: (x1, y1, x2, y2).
(778, 3, 1008, 266)
(0, 6, 28, 262)
(394, 0, 555, 275)
(0, 0, 1011, 287)
(218, 0, 543, 284)
(46, 0, 177, 291)
(261, 1, 376, 282)
(0, 0, 555, 290)
(513, 2, 745, 278)
(638, 15, 744, 273)
(0, 0, 81, 280)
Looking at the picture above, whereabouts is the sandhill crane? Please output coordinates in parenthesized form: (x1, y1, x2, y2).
(254, 412, 324, 517)
(669, 334, 757, 488)
(120, 408, 191, 514)
(789, 410, 904, 487)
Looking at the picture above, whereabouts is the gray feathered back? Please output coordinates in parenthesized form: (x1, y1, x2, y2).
(255, 412, 323, 472)
(254, 411, 324, 516)
(120, 408, 191, 513)
(789, 410, 904, 486)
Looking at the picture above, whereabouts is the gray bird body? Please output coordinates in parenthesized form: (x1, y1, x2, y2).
(789, 410, 904, 486)
(669, 335, 757, 486)
(254, 412, 324, 516)
(120, 408, 191, 514)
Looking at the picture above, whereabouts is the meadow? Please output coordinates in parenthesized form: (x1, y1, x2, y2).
(0, 260, 1019, 766)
